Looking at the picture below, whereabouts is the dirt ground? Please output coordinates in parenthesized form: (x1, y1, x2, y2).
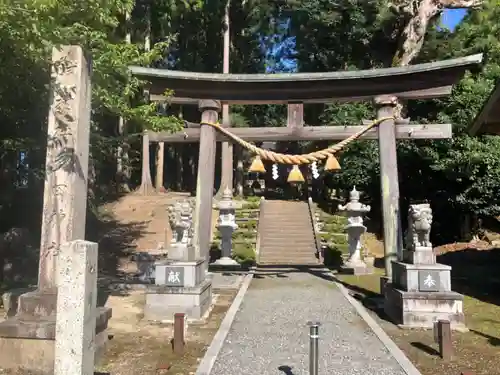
(95, 288, 237, 375)
(94, 192, 219, 280)
(0, 288, 237, 375)
(0, 191, 238, 375)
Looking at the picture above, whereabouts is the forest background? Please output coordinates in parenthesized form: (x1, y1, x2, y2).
(1, 0, 499, 248)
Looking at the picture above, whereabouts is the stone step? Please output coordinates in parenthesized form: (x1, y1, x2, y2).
(259, 238, 315, 245)
(259, 255, 318, 261)
(258, 253, 317, 259)
(260, 247, 316, 253)
(258, 260, 320, 266)
(259, 223, 312, 228)
(259, 233, 315, 238)
(258, 201, 318, 269)
(259, 246, 316, 252)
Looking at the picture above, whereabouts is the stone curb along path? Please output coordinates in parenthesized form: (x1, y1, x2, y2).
(333, 278, 422, 375)
(197, 270, 422, 375)
(195, 273, 254, 375)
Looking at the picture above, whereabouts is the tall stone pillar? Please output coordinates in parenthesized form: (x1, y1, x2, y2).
(38, 46, 91, 290)
(0, 46, 111, 374)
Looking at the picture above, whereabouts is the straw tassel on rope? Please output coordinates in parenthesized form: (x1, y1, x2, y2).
(287, 165, 305, 183)
(249, 155, 266, 173)
(324, 154, 341, 171)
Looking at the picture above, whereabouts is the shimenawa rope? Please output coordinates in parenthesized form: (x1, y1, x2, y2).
(200, 116, 394, 165)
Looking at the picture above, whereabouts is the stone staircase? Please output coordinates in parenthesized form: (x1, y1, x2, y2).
(257, 200, 320, 266)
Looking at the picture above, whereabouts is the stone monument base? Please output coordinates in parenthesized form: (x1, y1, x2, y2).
(155, 259, 205, 287)
(384, 286, 466, 330)
(385, 260, 466, 331)
(339, 262, 374, 275)
(0, 290, 112, 374)
(146, 258, 212, 322)
(212, 256, 239, 266)
(391, 261, 452, 292)
(145, 279, 212, 322)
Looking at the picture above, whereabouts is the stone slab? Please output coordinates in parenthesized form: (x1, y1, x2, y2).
(384, 285, 466, 330)
(403, 250, 436, 265)
(17, 289, 58, 317)
(392, 261, 451, 293)
(1, 287, 37, 318)
(210, 272, 245, 291)
(167, 244, 195, 262)
(155, 259, 204, 287)
(339, 264, 374, 275)
(212, 257, 239, 266)
(0, 307, 111, 339)
(145, 279, 212, 321)
(0, 329, 108, 375)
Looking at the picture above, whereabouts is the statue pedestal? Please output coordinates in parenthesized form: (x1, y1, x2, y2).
(145, 259, 212, 322)
(384, 250, 466, 330)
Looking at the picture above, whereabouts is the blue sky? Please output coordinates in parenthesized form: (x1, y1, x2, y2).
(441, 8, 467, 30)
(264, 8, 468, 72)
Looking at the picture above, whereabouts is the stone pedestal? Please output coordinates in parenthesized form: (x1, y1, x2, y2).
(384, 204, 465, 330)
(385, 259, 465, 330)
(0, 291, 112, 374)
(145, 259, 212, 322)
(340, 262, 374, 275)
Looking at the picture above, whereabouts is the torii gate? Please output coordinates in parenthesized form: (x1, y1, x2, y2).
(130, 53, 482, 278)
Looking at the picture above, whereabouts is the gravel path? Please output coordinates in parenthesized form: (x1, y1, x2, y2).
(210, 270, 407, 375)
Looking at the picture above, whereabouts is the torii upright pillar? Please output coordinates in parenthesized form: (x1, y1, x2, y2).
(376, 95, 404, 280)
(194, 100, 221, 272)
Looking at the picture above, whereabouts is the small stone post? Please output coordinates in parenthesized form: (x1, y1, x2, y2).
(338, 187, 372, 275)
(54, 240, 98, 375)
(214, 187, 239, 266)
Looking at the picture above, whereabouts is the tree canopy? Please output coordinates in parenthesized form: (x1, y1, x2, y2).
(1, 0, 499, 245)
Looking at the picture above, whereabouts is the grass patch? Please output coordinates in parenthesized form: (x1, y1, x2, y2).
(336, 258, 500, 375)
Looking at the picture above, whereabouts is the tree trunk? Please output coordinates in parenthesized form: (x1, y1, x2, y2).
(235, 145, 245, 197)
(393, 0, 483, 67)
(116, 117, 131, 193)
(138, 131, 155, 195)
(155, 142, 165, 192)
(116, 12, 132, 193)
(394, 0, 439, 67)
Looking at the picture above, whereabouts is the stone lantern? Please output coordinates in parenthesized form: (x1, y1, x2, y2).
(214, 187, 239, 266)
(338, 186, 372, 275)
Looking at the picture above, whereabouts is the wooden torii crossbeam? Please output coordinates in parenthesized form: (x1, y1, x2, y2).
(130, 53, 483, 278)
